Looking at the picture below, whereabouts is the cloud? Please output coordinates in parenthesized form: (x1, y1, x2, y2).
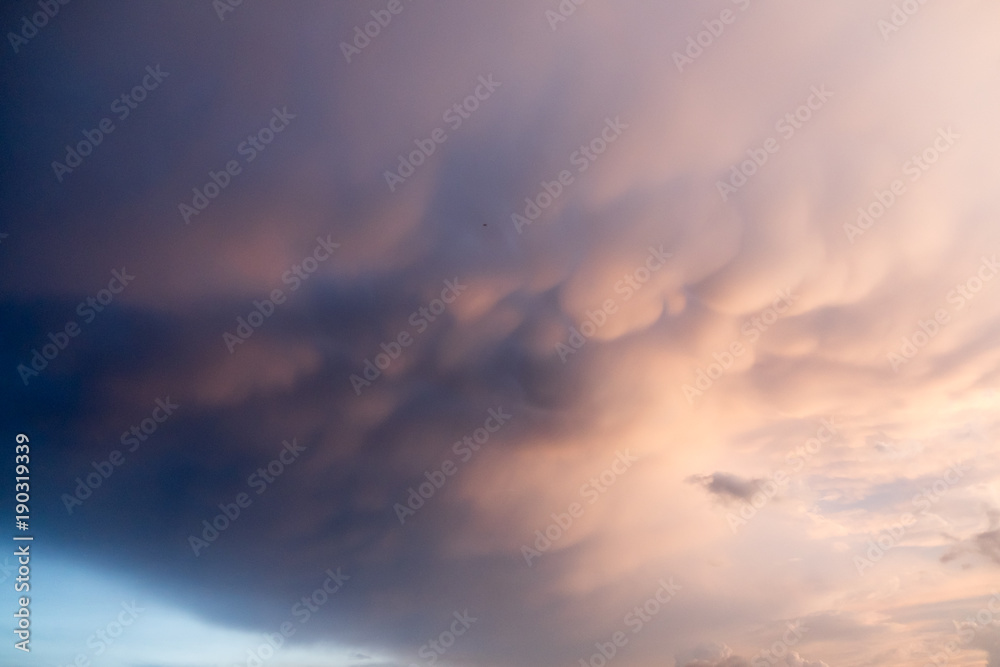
(975, 530, 1000, 564)
(677, 642, 748, 667)
(687, 472, 768, 503)
(679, 650, 828, 667)
(941, 510, 1000, 566)
(3, 0, 1000, 665)
(682, 658, 751, 667)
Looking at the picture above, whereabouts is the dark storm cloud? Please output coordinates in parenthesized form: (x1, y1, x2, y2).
(0, 270, 602, 663)
(4, 0, 1000, 665)
(1, 0, 635, 659)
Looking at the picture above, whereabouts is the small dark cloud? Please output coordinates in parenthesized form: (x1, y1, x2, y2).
(686, 472, 765, 503)
(975, 530, 1000, 564)
(941, 511, 1000, 566)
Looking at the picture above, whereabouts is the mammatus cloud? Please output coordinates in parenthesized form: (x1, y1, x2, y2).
(3, 0, 1000, 665)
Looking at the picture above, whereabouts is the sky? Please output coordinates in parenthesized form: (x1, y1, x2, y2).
(2, 1, 1000, 666)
